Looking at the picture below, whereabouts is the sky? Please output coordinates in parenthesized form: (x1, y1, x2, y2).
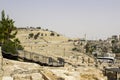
(0, 0, 120, 40)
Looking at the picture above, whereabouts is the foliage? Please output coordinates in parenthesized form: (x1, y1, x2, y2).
(2, 40, 23, 54)
(112, 45, 120, 53)
(14, 38, 23, 50)
(111, 39, 120, 53)
(2, 40, 18, 54)
(36, 27, 41, 29)
(111, 40, 116, 44)
(85, 43, 96, 53)
(45, 29, 48, 31)
(28, 33, 34, 39)
(0, 10, 17, 43)
(57, 34, 60, 37)
(0, 10, 23, 54)
(72, 47, 80, 51)
(50, 32, 55, 36)
(34, 32, 40, 39)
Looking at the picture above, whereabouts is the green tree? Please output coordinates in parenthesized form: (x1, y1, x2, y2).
(0, 10, 17, 44)
(0, 10, 23, 54)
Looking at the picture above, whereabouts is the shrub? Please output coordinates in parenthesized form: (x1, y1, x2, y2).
(57, 34, 60, 37)
(36, 27, 41, 29)
(45, 29, 48, 31)
(50, 32, 55, 36)
(34, 32, 40, 39)
(28, 33, 34, 39)
(72, 47, 79, 51)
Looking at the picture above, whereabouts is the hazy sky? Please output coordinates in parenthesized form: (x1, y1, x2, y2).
(0, 0, 120, 39)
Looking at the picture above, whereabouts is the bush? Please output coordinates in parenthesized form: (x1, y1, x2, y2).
(57, 34, 60, 37)
(72, 47, 79, 51)
(36, 27, 41, 29)
(34, 32, 40, 39)
(28, 33, 34, 39)
(50, 32, 55, 36)
(45, 29, 48, 31)
(112, 46, 120, 53)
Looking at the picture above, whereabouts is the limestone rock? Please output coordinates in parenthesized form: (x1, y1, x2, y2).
(2, 76, 13, 80)
(0, 47, 3, 80)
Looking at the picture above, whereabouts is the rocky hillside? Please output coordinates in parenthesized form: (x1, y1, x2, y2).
(16, 28, 97, 67)
(16, 28, 68, 43)
(0, 58, 107, 80)
(0, 28, 108, 80)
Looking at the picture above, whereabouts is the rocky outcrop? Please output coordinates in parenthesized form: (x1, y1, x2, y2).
(2, 58, 44, 80)
(0, 46, 3, 80)
(49, 67, 107, 80)
(13, 73, 43, 80)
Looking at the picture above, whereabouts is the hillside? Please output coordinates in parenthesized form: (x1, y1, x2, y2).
(16, 28, 97, 67)
(0, 28, 108, 80)
(16, 28, 71, 56)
